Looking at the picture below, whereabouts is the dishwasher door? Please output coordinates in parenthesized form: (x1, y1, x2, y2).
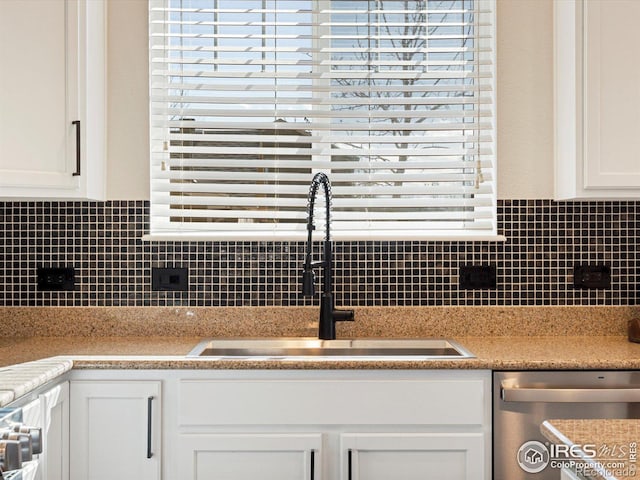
(493, 371, 640, 480)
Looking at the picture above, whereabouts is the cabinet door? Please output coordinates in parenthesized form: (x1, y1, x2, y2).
(0, 0, 105, 199)
(582, 0, 640, 190)
(41, 381, 70, 480)
(176, 433, 322, 480)
(341, 433, 485, 480)
(555, 0, 640, 199)
(69, 381, 161, 480)
(0, 0, 78, 195)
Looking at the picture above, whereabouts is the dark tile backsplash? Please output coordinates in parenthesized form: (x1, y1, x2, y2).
(0, 200, 638, 307)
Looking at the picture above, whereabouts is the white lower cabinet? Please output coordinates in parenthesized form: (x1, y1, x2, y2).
(170, 370, 491, 480)
(40, 381, 70, 480)
(66, 369, 491, 480)
(69, 381, 161, 480)
(175, 431, 485, 480)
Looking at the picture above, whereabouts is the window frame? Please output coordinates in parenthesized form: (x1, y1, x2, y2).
(147, 0, 499, 242)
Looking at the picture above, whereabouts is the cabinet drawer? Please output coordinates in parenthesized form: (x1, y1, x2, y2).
(176, 433, 321, 480)
(179, 378, 485, 426)
(341, 433, 485, 480)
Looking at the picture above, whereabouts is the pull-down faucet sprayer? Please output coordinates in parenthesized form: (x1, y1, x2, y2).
(301, 173, 354, 340)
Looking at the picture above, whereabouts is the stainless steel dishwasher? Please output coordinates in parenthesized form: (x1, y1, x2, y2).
(493, 371, 640, 480)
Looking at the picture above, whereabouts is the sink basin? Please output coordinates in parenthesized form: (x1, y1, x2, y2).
(187, 338, 474, 359)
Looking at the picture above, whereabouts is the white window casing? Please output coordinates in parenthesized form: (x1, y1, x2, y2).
(148, 0, 497, 241)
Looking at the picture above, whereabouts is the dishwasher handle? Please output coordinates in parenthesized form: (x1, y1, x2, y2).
(501, 385, 640, 403)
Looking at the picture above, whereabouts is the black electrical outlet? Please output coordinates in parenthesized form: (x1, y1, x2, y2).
(459, 265, 497, 289)
(37, 267, 75, 291)
(152, 267, 189, 291)
(573, 264, 611, 289)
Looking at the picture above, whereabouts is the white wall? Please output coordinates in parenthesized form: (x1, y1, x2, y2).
(106, 0, 555, 200)
(496, 0, 554, 199)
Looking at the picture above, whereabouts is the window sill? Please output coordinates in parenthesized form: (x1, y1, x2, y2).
(141, 233, 507, 243)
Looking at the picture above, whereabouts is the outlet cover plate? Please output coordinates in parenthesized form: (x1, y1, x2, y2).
(459, 265, 497, 289)
(152, 267, 189, 291)
(573, 265, 611, 289)
(37, 267, 75, 291)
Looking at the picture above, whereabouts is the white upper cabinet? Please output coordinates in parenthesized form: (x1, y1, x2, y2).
(555, 0, 640, 199)
(0, 0, 106, 200)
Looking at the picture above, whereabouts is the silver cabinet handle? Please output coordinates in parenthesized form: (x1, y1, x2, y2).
(502, 385, 640, 403)
(72, 120, 81, 176)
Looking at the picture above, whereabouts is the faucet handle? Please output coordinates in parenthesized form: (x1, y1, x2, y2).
(333, 308, 355, 323)
(302, 269, 315, 296)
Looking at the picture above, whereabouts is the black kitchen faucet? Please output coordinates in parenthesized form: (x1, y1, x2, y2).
(301, 172, 354, 340)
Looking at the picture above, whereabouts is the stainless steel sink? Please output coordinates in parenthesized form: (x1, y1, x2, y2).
(187, 338, 474, 359)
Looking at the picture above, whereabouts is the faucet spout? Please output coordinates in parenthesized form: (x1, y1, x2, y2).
(302, 173, 354, 340)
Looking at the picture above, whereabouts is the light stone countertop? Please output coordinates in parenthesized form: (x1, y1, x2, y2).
(0, 357, 73, 406)
(542, 419, 640, 480)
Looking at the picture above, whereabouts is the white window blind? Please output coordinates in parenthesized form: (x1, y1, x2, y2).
(149, 0, 496, 240)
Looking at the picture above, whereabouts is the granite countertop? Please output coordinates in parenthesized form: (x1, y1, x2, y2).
(542, 419, 640, 480)
(0, 305, 639, 406)
(0, 334, 638, 407)
(2, 335, 640, 371)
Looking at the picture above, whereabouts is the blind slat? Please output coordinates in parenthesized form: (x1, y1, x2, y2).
(151, 7, 491, 14)
(164, 133, 492, 144)
(151, 195, 493, 209)
(151, 69, 492, 80)
(151, 82, 492, 93)
(153, 171, 493, 183)
(152, 159, 494, 171)
(156, 207, 494, 222)
(160, 120, 494, 131)
(151, 57, 492, 68)
(163, 145, 492, 156)
(147, 219, 495, 232)
(152, 45, 492, 54)
(154, 191, 489, 208)
(156, 95, 492, 106)
(154, 107, 492, 119)
(154, 183, 492, 199)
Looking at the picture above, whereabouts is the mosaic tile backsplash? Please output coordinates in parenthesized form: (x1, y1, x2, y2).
(0, 200, 638, 307)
